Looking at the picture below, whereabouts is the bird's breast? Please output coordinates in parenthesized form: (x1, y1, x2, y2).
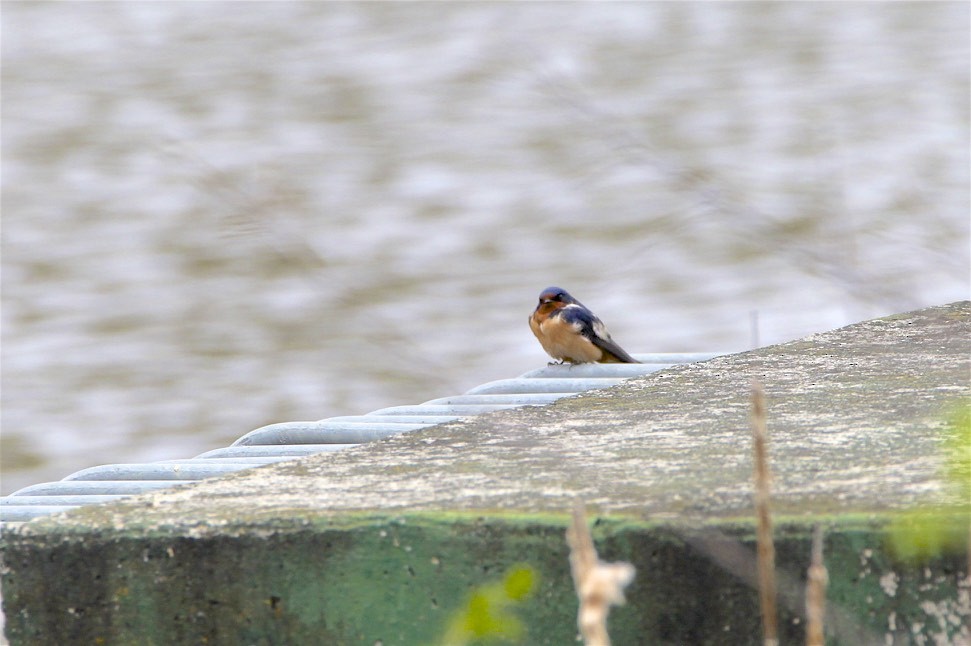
(535, 315, 603, 363)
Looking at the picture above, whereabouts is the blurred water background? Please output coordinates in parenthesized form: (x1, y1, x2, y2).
(2, 2, 968, 495)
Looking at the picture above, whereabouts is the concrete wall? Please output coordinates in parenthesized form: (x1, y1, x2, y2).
(3, 302, 969, 644)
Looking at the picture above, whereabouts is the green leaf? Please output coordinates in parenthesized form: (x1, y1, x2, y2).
(502, 566, 536, 601)
(887, 508, 970, 562)
(441, 565, 537, 645)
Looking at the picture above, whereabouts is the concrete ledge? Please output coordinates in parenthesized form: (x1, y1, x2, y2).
(3, 302, 969, 644)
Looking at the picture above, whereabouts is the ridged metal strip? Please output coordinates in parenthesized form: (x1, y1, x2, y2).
(421, 393, 573, 406)
(10, 481, 194, 496)
(62, 463, 252, 481)
(463, 378, 626, 394)
(1, 495, 127, 506)
(1, 352, 724, 522)
(232, 421, 434, 446)
(195, 445, 358, 459)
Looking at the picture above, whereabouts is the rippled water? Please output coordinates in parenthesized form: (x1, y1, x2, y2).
(2, 2, 968, 495)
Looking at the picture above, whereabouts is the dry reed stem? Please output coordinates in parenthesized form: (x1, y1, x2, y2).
(566, 502, 636, 646)
(751, 381, 778, 646)
(806, 524, 828, 646)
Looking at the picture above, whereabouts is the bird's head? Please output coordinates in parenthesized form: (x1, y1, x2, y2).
(534, 286, 576, 315)
(537, 286, 574, 304)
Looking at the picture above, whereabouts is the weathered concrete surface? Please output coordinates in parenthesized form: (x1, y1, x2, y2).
(2, 302, 969, 645)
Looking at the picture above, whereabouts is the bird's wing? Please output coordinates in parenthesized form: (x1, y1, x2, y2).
(589, 333, 640, 363)
(558, 305, 640, 363)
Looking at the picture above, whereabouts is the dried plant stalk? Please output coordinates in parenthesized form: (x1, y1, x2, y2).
(806, 525, 828, 646)
(751, 381, 778, 646)
(566, 502, 636, 646)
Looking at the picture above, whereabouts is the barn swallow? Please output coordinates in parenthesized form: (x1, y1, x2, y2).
(529, 286, 640, 364)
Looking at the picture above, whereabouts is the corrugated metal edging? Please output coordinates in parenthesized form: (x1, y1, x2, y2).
(0, 352, 725, 523)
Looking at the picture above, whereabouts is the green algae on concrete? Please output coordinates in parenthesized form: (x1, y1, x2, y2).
(2, 301, 970, 644)
(1, 514, 967, 645)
